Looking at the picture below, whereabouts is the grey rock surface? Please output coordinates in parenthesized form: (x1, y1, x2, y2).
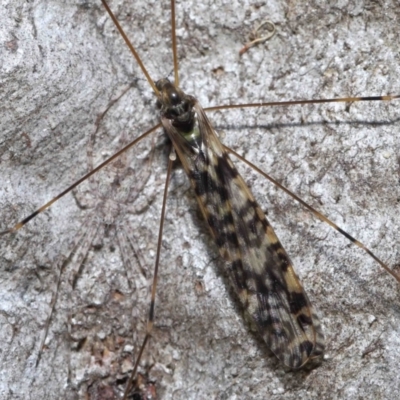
(1, 0, 400, 399)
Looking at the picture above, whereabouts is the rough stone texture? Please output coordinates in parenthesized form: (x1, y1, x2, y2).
(1, 0, 400, 399)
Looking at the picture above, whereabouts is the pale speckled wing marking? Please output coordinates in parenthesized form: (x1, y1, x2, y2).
(161, 100, 324, 368)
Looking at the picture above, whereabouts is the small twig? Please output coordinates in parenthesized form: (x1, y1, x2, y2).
(239, 20, 276, 56)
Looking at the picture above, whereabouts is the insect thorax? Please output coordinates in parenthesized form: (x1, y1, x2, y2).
(155, 78, 198, 137)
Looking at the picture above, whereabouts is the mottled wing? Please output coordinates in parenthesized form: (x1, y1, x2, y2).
(161, 101, 324, 368)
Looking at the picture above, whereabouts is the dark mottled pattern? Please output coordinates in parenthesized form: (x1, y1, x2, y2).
(159, 87, 325, 369)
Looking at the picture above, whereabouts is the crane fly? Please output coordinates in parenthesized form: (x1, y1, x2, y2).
(0, 0, 400, 400)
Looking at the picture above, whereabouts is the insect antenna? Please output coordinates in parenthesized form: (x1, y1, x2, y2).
(170, 0, 180, 85)
(101, 0, 180, 86)
(100, 0, 160, 95)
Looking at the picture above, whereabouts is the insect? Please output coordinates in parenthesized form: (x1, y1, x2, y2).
(1, 0, 400, 398)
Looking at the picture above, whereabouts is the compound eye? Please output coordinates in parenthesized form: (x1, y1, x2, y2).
(170, 89, 181, 105)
